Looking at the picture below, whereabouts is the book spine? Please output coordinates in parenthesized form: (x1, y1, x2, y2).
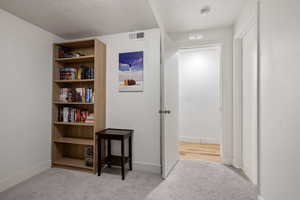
(86, 88, 89, 103)
(63, 107, 68, 122)
(82, 88, 86, 103)
(91, 88, 94, 103)
(77, 68, 81, 80)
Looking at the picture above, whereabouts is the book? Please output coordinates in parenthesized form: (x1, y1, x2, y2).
(77, 67, 82, 80)
(63, 107, 69, 122)
(75, 88, 83, 102)
(86, 88, 90, 103)
(59, 88, 68, 102)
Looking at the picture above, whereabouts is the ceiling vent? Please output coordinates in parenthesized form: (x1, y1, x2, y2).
(129, 32, 145, 40)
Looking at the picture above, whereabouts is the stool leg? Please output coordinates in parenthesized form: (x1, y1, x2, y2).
(121, 139, 125, 180)
(129, 136, 132, 171)
(108, 139, 111, 168)
(98, 136, 101, 176)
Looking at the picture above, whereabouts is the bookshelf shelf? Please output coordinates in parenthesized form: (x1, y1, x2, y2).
(54, 137, 93, 145)
(54, 79, 94, 83)
(53, 101, 94, 105)
(52, 39, 106, 173)
(54, 122, 94, 126)
(55, 55, 94, 63)
(53, 157, 93, 170)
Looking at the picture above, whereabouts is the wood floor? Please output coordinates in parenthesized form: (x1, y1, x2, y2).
(178, 141, 221, 162)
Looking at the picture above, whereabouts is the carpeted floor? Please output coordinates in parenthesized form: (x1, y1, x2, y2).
(0, 160, 257, 200)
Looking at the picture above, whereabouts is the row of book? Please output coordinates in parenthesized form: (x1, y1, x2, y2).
(59, 88, 94, 103)
(58, 107, 94, 123)
(59, 67, 94, 80)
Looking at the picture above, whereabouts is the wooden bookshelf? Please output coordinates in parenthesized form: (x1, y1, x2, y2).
(52, 39, 106, 173)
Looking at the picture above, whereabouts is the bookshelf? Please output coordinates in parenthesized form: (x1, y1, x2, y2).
(52, 39, 106, 172)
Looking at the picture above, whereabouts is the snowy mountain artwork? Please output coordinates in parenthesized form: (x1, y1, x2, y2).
(119, 51, 144, 92)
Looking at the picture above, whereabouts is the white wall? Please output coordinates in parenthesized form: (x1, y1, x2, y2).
(259, 0, 300, 199)
(0, 9, 61, 192)
(96, 29, 161, 173)
(178, 47, 222, 144)
(169, 27, 234, 164)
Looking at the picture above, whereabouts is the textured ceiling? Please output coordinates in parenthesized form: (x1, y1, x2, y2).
(0, 0, 158, 39)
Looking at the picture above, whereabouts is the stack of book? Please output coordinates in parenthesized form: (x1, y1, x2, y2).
(84, 146, 93, 167)
(59, 66, 94, 80)
(58, 107, 94, 123)
(59, 68, 76, 80)
(59, 88, 94, 103)
(58, 46, 86, 58)
(85, 113, 95, 123)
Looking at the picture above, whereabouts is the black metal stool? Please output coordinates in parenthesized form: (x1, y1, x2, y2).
(96, 128, 133, 180)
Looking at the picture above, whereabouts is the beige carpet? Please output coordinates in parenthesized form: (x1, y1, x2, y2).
(0, 160, 257, 200)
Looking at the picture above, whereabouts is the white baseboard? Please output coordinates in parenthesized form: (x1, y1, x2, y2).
(0, 160, 51, 193)
(258, 195, 264, 200)
(222, 157, 233, 165)
(133, 161, 161, 175)
(162, 159, 179, 179)
(232, 158, 242, 169)
(179, 136, 220, 144)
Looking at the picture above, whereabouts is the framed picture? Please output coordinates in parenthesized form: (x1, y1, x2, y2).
(119, 51, 144, 92)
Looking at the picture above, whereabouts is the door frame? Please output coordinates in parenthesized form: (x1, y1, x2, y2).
(161, 42, 225, 172)
(177, 44, 224, 155)
(233, 1, 259, 186)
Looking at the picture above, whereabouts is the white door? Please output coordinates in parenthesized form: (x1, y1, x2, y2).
(161, 51, 180, 178)
(242, 25, 258, 184)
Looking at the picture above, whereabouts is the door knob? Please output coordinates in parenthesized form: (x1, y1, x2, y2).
(159, 110, 171, 114)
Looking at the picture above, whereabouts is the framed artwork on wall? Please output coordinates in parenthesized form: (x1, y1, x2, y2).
(119, 51, 144, 92)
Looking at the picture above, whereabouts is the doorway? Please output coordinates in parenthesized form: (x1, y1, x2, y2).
(177, 46, 222, 163)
